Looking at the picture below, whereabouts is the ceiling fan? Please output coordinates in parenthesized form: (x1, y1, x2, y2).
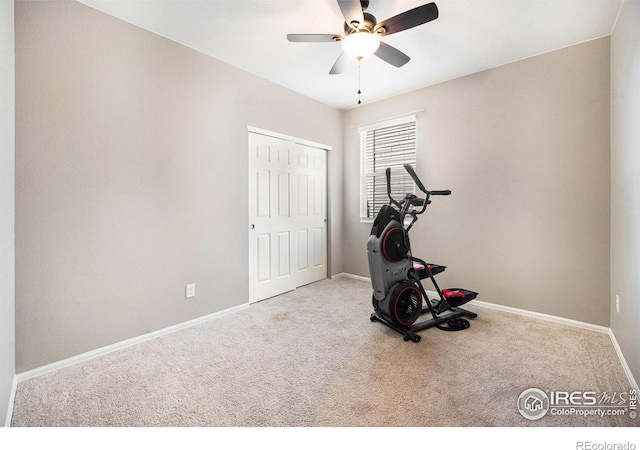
(287, 0, 439, 75)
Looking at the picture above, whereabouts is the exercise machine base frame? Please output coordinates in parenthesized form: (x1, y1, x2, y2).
(370, 304, 478, 343)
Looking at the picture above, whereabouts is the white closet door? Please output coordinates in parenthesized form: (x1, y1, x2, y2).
(248, 132, 327, 303)
(293, 144, 327, 287)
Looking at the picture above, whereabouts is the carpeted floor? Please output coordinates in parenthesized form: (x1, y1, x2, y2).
(10, 277, 637, 427)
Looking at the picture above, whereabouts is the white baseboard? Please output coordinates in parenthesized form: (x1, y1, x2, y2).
(4, 375, 17, 427)
(17, 303, 249, 382)
(332, 272, 371, 283)
(465, 298, 610, 334)
(608, 329, 639, 393)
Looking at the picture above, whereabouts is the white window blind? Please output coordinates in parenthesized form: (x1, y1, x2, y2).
(360, 115, 417, 220)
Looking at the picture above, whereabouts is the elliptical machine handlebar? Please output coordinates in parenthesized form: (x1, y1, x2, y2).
(385, 168, 402, 210)
(385, 165, 452, 225)
(403, 164, 451, 197)
(403, 163, 428, 194)
(387, 165, 451, 205)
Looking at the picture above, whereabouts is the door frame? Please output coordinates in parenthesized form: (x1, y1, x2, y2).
(247, 126, 332, 303)
(247, 126, 332, 152)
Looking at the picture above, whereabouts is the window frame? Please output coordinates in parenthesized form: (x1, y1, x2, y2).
(359, 114, 417, 222)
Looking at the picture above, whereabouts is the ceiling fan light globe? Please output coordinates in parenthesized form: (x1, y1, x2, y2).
(341, 31, 380, 60)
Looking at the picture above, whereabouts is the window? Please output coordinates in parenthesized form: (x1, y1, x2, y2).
(360, 114, 417, 220)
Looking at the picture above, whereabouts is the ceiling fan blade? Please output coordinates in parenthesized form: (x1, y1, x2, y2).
(337, 0, 365, 29)
(329, 52, 350, 75)
(375, 2, 439, 36)
(374, 42, 410, 68)
(287, 34, 341, 43)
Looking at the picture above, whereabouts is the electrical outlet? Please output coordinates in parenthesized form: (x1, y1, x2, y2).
(616, 295, 620, 313)
(186, 284, 195, 299)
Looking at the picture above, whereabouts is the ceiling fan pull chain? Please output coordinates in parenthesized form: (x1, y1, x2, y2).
(358, 58, 362, 105)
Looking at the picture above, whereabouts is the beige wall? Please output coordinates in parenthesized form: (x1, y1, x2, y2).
(342, 37, 611, 326)
(1, 0, 15, 426)
(15, 1, 343, 373)
(610, 0, 640, 386)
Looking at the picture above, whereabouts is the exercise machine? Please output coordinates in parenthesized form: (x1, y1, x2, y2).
(367, 164, 478, 342)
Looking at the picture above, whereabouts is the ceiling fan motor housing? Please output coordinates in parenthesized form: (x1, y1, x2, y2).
(344, 12, 379, 35)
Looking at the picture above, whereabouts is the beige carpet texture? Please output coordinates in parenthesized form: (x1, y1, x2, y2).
(10, 278, 638, 427)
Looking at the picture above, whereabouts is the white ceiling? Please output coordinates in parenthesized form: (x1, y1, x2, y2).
(78, 0, 624, 110)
